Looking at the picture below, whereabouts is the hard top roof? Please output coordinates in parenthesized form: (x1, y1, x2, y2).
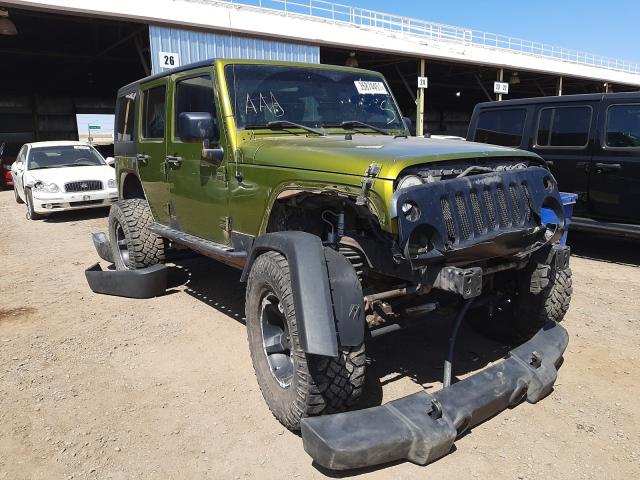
(475, 91, 640, 109)
(117, 58, 384, 94)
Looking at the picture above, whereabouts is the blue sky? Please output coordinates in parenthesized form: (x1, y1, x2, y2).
(76, 114, 114, 134)
(347, 0, 640, 63)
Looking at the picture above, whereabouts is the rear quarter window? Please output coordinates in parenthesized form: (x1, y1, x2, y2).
(116, 93, 136, 142)
(474, 109, 526, 147)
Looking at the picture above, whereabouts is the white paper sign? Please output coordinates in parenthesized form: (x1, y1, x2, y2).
(494, 81, 509, 94)
(417, 76, 429, 89)
(159, 51, 180, 70)
(354, 81, 388, 95)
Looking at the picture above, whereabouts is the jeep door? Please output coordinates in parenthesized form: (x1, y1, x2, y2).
(165, 69, 229, 244)
(138, 79, 171, 225)
(589, 100, 640, 222)
(532, 103, 596, 216)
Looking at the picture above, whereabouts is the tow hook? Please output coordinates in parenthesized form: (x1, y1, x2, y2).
(356, 163, 381, 206)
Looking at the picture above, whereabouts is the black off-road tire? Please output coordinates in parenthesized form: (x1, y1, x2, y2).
(14, 185, 24, 204)
(108, 198, 165, 270)
(246, 251, 366, 431)
(25, 189, 43, 220)
(472, 256, 573, 343)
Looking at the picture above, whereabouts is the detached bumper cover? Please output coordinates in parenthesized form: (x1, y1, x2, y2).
(85, 262, 167, 299)
(301, 321, 568, 471)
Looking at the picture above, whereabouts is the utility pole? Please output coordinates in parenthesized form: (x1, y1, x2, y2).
(416, 58, 426, 136)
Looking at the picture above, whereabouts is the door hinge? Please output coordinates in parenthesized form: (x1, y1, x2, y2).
(216, 165, 228, 183)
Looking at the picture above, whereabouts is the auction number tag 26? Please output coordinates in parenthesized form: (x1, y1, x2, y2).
(159, 52, 181, 69)
(354, 81, 388, 95)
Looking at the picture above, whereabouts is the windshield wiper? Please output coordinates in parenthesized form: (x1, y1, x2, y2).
(246, 121, 326, 136)
(339, 121, 390, 136)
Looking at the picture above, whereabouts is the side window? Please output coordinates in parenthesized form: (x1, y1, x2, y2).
(605, 104, 640, 148)
(116, 93, 136, 142)
(174, 75, 219, 141)
(536, 106, 591, 148)
(474, 109, 526, 147)
(141, 86, 166, 140)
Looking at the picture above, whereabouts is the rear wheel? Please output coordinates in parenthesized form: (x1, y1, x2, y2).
(25, 189, 43, 220)
(246, 251, 366, 431)
(108, 198, 165, 270)
(472, 254, 573, 343)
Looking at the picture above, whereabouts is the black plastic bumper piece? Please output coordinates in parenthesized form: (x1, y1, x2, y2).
(92, 232, 114, 263)
(85, 262, 167, 299)
(301, 321, 568, 471)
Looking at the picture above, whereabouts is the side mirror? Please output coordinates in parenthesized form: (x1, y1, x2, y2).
(105, 156, 115, 166)
(178, 112, 218, 143)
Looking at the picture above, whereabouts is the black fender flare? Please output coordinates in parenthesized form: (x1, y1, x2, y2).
(241, 231, 365, 358)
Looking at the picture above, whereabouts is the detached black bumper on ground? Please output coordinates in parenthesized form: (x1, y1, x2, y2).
(301, 321, 568, 471)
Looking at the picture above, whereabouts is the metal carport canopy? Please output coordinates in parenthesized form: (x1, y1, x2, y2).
(5, 0, 640, 87)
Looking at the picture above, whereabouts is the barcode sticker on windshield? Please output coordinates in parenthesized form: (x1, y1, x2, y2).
(354, 81, 388, 95)
(74, 146, 90, 150)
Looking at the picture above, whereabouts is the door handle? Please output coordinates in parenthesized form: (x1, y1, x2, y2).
(136, 154, 150, 165)
(594, 162, 621, 173)
(165, 155, 183, 167)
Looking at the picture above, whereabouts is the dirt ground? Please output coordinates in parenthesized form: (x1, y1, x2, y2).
(1, 189, 639, 480)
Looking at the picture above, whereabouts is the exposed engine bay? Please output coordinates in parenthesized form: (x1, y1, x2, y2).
(265, 157, 564, 333)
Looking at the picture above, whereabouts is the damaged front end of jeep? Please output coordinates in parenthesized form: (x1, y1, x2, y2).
(298, 155, 572, 471)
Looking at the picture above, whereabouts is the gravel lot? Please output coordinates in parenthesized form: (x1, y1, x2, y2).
(1, 189, 639, 480)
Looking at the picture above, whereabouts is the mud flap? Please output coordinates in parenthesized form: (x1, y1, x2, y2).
(301, 321, 568, 470)
(85, 263, 167, 299)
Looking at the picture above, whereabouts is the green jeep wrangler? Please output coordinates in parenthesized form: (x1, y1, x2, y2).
(88, 59, 572, 470)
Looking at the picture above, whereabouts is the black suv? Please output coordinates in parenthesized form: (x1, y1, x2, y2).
(468, 92, 640, 238)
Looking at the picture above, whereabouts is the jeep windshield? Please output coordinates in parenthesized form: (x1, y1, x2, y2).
(225, 64, 405, 133)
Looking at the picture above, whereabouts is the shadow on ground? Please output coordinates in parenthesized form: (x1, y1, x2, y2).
(567, 230, 640, 267)
(169, 254, 246, 324)
(42, 206, 110, 223)
(172, 253, 510, 410)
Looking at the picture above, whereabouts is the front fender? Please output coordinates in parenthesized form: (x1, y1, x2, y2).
(241, 231, 365, 357)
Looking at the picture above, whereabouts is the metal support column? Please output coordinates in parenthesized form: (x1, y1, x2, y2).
(417, 59, 426, 137)
(497, 68, 504, 101)
(557, 76, 563, 96)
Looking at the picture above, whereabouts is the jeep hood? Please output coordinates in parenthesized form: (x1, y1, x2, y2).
(244, 135, 540, 180)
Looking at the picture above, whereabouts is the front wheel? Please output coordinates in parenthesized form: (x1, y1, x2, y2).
(25, 189, 43, 220)
(472, 253, 573, 343)
(108, 198, 165, 270)
(14, 185, 24, 204)
(246, 251, 366, 431)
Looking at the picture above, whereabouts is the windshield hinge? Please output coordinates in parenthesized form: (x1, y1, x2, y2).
(356, 163, 381, 206)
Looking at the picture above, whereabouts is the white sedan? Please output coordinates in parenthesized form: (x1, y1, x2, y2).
(11, 141, 118, 220)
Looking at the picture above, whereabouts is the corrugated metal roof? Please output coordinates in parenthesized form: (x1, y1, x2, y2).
(149, 25, 319, 75)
